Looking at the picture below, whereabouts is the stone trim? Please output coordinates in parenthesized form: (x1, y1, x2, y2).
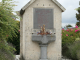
(51, 0, 66, 12)
(20, 0, 65, 15)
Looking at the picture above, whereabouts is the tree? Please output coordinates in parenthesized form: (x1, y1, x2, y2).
(66, 24, 72, 27)
(76, 2, 80, 27)
(7, 22, 20, 55)
(0, 0, 19, 39)
(0, 0, 19, 60)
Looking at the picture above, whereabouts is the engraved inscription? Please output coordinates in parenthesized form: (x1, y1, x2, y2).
(33, 8, 53, 29)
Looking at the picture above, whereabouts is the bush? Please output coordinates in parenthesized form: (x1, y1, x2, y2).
(62, 25, 80, 59)
(7, 22, 20, 54)
(0, 0, 19, 59)
(68, 40, 80, 60)
(0, 40, 16, 60)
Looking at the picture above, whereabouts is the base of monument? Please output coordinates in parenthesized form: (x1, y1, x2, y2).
(39, 59, 48, 60)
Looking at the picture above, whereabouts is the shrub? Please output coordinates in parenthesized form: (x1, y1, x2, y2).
(0, 0, 19, 59)
(0, 40, 16, 60)
(7, 22, 20, 54)
(68, 40, 80, 60)
(62, 25, 80, 59)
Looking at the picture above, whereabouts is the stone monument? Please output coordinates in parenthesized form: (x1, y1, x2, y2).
(19, 0, 65, 60)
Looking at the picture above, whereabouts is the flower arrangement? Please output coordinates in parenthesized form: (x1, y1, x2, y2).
(37, 25, 52, 35)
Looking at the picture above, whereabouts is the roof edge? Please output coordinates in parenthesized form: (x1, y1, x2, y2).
(52, 0, 66, 12)
(20, 0, 66, 15)
(21, 0, 35, 10)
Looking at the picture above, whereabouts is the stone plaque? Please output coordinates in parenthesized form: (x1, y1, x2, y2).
(33, 8, 53, 29)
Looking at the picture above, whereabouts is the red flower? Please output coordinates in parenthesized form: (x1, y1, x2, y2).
(62, 28, 64, 30)
(75, 25, 78, 28)
(63, 31, 64, 32)
(7, 35, 8, 37)
(71, 28, 73, 31)
(66, 34, 68, 36)
(75, 29, 79, 32)
(18, 30, 20, 32)
(66, 29, 69, 31)
(77, 29, 79, 31)
(71, 36, 72, 37)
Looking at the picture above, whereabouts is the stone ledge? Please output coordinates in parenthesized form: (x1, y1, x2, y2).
(40, 59, 48, 60)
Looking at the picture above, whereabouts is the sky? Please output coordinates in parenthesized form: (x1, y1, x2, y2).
(0, 0, 80, 27)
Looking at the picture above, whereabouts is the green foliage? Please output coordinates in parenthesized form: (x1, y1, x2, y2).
(76, 7, 80, 27)
(0, 0, 19, 60)
(7, 22, 20, 54)
(76, 22, 80, 27)
(68, 40, 80, 60)
(62, 27, 80, 60)
(0, 40, 16, 60)
(62, 29, 78, 47)
(0, 0, 19, 40)
(66, 24, 72, 27)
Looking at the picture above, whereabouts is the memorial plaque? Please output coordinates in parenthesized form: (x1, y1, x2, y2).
(33, 8, 53, 29)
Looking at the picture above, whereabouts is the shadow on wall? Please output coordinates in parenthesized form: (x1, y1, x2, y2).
(19, 55, 25, 60)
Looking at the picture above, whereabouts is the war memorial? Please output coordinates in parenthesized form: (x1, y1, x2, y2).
(19, 0, 65, 60)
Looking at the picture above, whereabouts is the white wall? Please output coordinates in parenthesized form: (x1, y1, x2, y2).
(20, 0, 62, 60)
